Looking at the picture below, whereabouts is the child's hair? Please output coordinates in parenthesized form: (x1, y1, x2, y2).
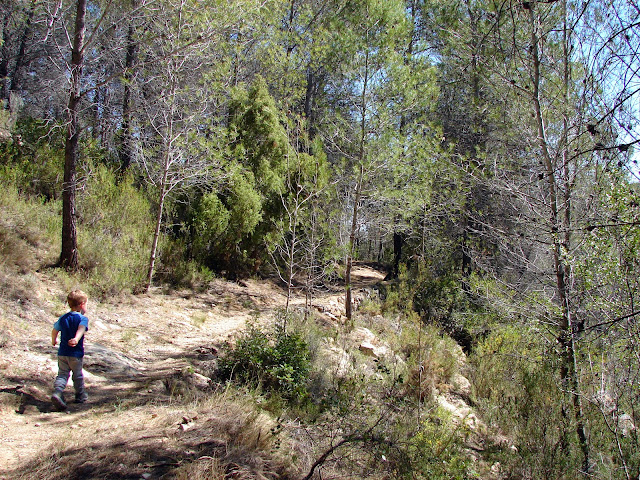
(67, 290, 88, 309)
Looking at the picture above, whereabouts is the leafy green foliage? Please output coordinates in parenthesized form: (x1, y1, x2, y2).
(0, 159, 151, 296)
(191, 191, 231, 262)
(153, 236, 215, 289)
(217, 323, 311, 403)
(76, 165, 152, 295)
(382, 263, 490, 355)
(0, 118, 65, 200)
(225, 170, 264, 242)
(189, 168, 263, 271)
(403, 323, 463, 403)
(470, 324, 581, 477)
(0, 179, 61, 273)
(229, 77, 289, 195)
(187, 76, 293, 274)
(407, 407, 473, 480)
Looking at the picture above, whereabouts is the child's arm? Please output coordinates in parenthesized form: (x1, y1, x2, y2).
(51, 328, 59, 346)
(67, 325, 86, 347)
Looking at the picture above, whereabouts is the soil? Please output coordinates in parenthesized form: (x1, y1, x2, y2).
(0, 265, 386, 479)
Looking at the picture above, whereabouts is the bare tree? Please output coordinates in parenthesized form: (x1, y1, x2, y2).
(270, 137, 330, 314)
(137, 0, 242, 291)
(462, 0, 640, 475)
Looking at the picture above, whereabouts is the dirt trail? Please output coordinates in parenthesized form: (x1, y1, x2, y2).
(0, 265, 385, 478)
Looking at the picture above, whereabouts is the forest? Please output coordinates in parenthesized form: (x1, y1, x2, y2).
(1, 0, 640, 478)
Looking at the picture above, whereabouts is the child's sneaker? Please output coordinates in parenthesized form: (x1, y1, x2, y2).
(75, 392, 88, 404)
(51, 391, 67, 410)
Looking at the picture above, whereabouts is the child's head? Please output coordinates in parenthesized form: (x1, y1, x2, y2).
(67, 290, 88, 313)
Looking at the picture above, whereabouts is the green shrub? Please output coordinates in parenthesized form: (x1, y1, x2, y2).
(408, 406, 473, 480)
(0, 179, 61, 270)
(76, 165, 152, 295)
(0, 118, 65, 200)
(0, 152, 154, 296)
(403, 323, 463, 403)
(470, 324, 580, 478)
(151, 236, 216, 289)
(217, 322, 311, 403)
(191, 192, 231, 263)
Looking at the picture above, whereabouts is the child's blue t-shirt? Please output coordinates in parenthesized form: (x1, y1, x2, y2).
(54, 311, 89, 358)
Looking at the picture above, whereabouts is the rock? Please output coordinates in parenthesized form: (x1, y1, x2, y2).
(618, 413, 636, 436)
(17, 404, 39, 415)
(350, 327, 376, 344)
(83, 343, 143, 377)
(359, 341, 377, 357)
(326, 312, 339, 322)
(436, 394, 482, 430)
(317, 340, 351, 377)
(187, 372, 211, 390)
(93, 320, 108, 331)
(450, 372, 472, 398)
(595, 390, 616, 414)
(179, 422, 195, 432)
(358, 341, 389, 359)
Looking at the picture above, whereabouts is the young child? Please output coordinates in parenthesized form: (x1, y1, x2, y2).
(51, 289, 90, 410)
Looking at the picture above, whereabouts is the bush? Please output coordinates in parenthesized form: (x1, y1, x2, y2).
(403, 323, 464, 403)
(408, 406, 473, 480)
(0, 179, 61, 271)
(217, 322, 311, 403)
(76, 165, 152, 296)
(0, 118, 65, 200)
(0, 147, 153, 296)
(470, 324, 579, 478)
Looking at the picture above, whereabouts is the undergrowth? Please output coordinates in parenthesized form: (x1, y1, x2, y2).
(217, 320, 311, 405)
(0, 162, 152, 297)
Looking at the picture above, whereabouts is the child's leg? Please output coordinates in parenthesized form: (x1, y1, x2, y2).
(68, 356, 86, 400)
(53, 356, 71, 393)
(52, 356, 71, 409)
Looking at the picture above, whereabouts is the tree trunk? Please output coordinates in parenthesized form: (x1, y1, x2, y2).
(145, 195, 164, 292)
(560, 0, 590, 470)
(285, 213, 298, 315)
(120, 7, 139, 171)
(345, 39, 371, 323)
(0, 11, 11, 102)
(529, 2, 590, 472)
(345, 163, 363, 323)
(391, 230, 403, 279)
(60, 0, 87, 271)
(145, 164, 169, 292)
(8, 0, 36, 97)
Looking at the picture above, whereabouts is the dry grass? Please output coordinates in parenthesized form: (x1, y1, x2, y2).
(8, 394, 296, 480)
(0, 261, 302, 479)
(170, 456, 225, 480)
